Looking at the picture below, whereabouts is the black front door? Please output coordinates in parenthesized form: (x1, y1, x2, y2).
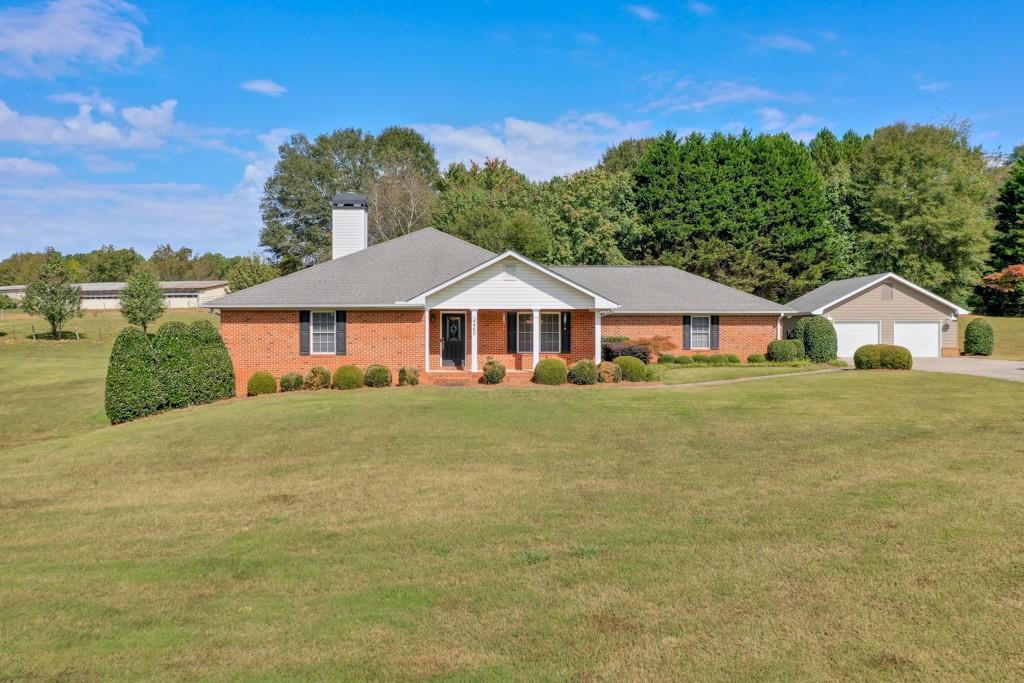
(441, 313, 466, 368)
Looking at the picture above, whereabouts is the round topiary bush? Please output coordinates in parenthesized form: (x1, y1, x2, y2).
(280, 372, 304, 392)
(534, 358, 568, 385)
(568, 359, 598, 385)
(247, 372, 276, 396)
(152, 321, 196, 408)
(398, 366, 420, 386)
(304, 365, 332, 390)
(767, 338, 805, 362)
(613, 355, 647, 381)
(105, 327, 167, 424)
(675, 355, 694, 366)
(598, 361, 622, 383)
(747, 353, 766, 364)
(964, 318, 994, 356)
(364, 364, 392, 387)
(657, 353, 676, 364)
(853, 344, 881, 369)
(879, 345, 913, 369)
(482, 359, 506, 384)
(187, 320, 236, 404)
(793, 315, 838, 362)
(333, 365, 363, 390)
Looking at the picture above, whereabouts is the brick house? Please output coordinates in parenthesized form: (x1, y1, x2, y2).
(209, 193, 790, 391)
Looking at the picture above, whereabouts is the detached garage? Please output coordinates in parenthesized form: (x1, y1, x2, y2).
(785, 273, 968, 358)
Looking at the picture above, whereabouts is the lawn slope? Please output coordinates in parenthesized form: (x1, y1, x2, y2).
(2, 373, 1023, 680)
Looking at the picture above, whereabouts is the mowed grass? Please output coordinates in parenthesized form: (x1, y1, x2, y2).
(1, 367, 1023, 679)
(960, 315, 1024, 359)
(656, 363, 825, 384)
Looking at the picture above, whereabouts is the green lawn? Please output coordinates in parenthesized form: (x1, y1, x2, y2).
(2, 328, 1023, 680)
(960, 315, 1024, 359)
(655, 363, 827, 384)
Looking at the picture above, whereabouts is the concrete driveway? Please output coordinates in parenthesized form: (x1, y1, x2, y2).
(911, 357, 1024, 383)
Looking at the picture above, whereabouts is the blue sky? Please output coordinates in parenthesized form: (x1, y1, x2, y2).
(0, 0, 1020, 257)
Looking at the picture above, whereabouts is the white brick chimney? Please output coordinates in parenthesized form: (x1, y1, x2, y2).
(331, 192, 368, 259)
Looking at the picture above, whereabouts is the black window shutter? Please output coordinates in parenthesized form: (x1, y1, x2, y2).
(560, 312, 571, 353)
(299, 310, 310, 356)
(710, 316, 720, 350)
(682, 315, 691, 350)
(336, 310, 347, 355)
(507, 312, 517, 353)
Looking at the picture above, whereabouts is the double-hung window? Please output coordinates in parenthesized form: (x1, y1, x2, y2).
(690, 315, 711, 349)
(311, 311, 336, 354)
(517, 312, 560, 353)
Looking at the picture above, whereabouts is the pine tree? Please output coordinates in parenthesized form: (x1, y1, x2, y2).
(990, 158, 1024, 270)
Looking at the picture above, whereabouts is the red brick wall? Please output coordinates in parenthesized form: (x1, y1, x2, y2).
(601, 314, 779, 358)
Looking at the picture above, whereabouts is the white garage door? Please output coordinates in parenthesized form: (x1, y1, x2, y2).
(894, 321, 940, 357)
(834, 322, 879, 357)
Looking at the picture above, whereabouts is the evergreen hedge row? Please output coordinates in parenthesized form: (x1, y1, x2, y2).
(104, 321, 235, 424)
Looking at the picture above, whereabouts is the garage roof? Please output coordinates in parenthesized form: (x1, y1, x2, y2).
(786, 272, 969, 315)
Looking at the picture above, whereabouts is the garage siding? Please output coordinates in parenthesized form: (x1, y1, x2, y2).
(823, 281, 957, 350)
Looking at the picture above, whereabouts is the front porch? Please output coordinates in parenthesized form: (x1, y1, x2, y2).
(423, 308, 602, 375)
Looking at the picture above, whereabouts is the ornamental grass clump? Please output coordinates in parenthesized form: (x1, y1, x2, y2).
(304, 366, 332, 390)
(398, 367, 420, 386)
(482, 359, 506, 384)
(597, 361, 622, 383)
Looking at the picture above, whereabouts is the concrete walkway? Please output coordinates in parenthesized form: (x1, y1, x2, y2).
(911, 357, 1024, 383)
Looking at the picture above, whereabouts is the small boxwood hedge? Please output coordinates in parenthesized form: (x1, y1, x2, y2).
(247, 372, 277, 396)
(854, 344, 913, 370)
(364, 364, 392, 387)
(963, 319, 993, 356)
(105, 327, 167, 424)
(534, 358, 568, 385)
(723, 353, 741, 364)
(568, 359, 598, 385)
(304, 366, 332, 390)
(747, 353, 766, 364)
(613, 355, 647, 381)
(333, 365, 363, 389)
(792, 315, 838, 362)
(657, 353, 676, 364)
(398, 366, 419, 385)
(482, 359, 506, 384)
(767, 338, 805, 362)
(280, 372, 304, 391)
(675, 355, 694, 366)
(597, 361, 622, 383)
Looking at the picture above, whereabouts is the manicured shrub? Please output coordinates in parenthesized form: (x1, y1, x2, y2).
(613, 355, 647, 381)
(304, 365, 332, 390)
(767, 338, 805, 362)
(706, 354, 728, 366)
(482, 359, 506, 384)
(534, 358, 568, 385)
(398, 366, 420, 386)
(964, 319, 994, 356)
(568, 359, 598, 385)
(645, 364, 660, 381)
(675, 355, 694, 366)
(247, 372, 276, 396)
(601, 342, 651, 364)
(854, 344, 913, 370)
(724, 353, 741, 364)
(597, 361, 622, 383)
(657, 353, 676, 364)
(280, 372, 304, 392)
(792, 315, 838, 362)
(152, 320, 234, 408)
(364, 364, 392, 387)
(691, 353, 709, 364)
(747, 353, 766, 364)
(333, 364, 363, 390)
(188, 320, 235, 404)
(105, 327, 167, 424)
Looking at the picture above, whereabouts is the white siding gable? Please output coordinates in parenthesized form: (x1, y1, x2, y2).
(426, 257, 595, 309)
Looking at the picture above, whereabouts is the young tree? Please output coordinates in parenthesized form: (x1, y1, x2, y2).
(850, 122, 993, 304)
(120, 268, 165, 333)
(21, 249, 82, 338)
(541, 168, 640, 265)
(989, 158, 1024, 270)
(227, 255, 279, 292)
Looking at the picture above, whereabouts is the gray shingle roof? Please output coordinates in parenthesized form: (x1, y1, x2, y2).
(552, 266, 791, 313)
(785, 273, 890, 313)
(208, 228, 495, 308)
(0, 281, 225, 293)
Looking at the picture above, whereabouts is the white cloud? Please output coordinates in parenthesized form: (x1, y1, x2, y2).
(642, 79, 784, 113)
(416, 112, 651, 180)
(82, 153, 133, 173)
(755, 107, 822, 141)
(755, 34, 814, 53)
(0, 157, 61, 177)
(918, 81, 950, 92)
(241, 79, 287, 97)
(625, 4, 660, 21)
(0, 98, 179, 149)
(0, 0, 152, 78)
(50, 90, 115, 115)
(688, 1, 714, 15)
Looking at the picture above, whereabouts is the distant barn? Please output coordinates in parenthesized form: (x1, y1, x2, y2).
(0, 280, 228, 310)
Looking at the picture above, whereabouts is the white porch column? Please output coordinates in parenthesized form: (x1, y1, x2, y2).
(531, 308, 541, 369)
(470, 309, 479, 372)
(424, 308, 430, 372)
(594, 310, 602, 364)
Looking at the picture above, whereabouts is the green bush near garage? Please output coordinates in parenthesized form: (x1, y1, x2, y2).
(767, 339, 805, 362)
(854, 344, 913, 370)
(963, 319, 994, 356)
(792, 315, 838, 362)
